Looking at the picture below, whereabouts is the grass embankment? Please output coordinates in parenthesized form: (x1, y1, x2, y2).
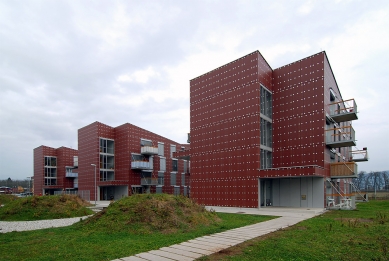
(202, 200, 389, 261)
(0, 194, 93, 221)
(0, 194, 18, 205)
(0, 194, 275, 261)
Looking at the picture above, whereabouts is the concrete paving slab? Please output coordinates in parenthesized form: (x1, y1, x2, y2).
(204, 235, 243, 244)
(149, 250, 194, 261)
(159, 247, 204, 259)
(180, 241, 224, 252)
(169, 244, 214, 255)
(136, 252, 173, 261)
(195, 236, 238, 246)
(188, 239, 232, 248)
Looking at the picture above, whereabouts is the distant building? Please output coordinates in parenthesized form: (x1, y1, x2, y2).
(33, 50, 368, 208)
(33, 122, 190, 200)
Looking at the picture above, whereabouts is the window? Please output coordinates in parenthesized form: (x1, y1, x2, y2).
(170, 144, 176, 158)
(158, 171, 164, 185)
(172, 159, 178, 171)
(100, 154, 114, 169)
(141, 139, 152, 147)
(158, 142, 164, 156)
(100, 138, 114, 154)
(181, 173, 185, 186)
(260, 149, 272, 169)
(183, 160, 188, 173)
(260, 86, 272, 119)
(170, 172, 176, 186)
(174, 186, 180, 196)
(44, 156, 57, 167)
(330, 88, 336, 101)
(156, 186, 163, 194)
(160, 157, 166, 171)
(260, 118, 272, 148)
(100, 170, 114, 181)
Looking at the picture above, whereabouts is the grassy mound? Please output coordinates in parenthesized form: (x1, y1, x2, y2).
(0, 194, 18, 205)
(0, 194, 94, 221)
(79, 194, 221, 234)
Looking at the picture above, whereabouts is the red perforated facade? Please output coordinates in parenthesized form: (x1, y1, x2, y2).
(190, 51, 364, 208)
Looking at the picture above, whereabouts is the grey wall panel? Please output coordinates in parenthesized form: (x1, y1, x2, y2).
(290, 178, 301, 207)
(272, 179, 280, 206)
(312, 177, 324, 207)
(300, 178, 308, 208)
(279, 178, 290, 206)
(307, 177, 313, 207)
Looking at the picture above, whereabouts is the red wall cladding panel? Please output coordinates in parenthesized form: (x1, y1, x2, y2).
(272, 52, 326, 171)
(190, 51, 271, 207)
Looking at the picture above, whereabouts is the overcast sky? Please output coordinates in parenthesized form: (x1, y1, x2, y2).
(1, 0, 388, 180)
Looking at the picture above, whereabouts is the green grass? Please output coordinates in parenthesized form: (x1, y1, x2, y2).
(0, 194, 94, 221)
(0, 194, 18, 205)
(201, 200, 389, 261)
(0, 212, 273, 260)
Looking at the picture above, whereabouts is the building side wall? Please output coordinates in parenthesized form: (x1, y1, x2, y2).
(78, 122, 102, 201)
(56, 147, 78, 189)
(33, 145, 57, 195)
(190, 51, 272, 207)
(272, 52, 326, 171)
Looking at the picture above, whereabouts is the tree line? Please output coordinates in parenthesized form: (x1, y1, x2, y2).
(0, 178, 31, 189)
(353, 170, 389, 191)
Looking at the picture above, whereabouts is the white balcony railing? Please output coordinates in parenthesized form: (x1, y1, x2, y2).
(141, 146, 158, 155)
(131, 161, 152, 170)
(329, 99, 358, 122)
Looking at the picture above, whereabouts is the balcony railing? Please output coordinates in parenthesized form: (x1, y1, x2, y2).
(140, 178, 158, 186)
(141, 146, 158, 155)
(326, 125, 356, 148)
(330, 162, 358, 178)
(350, 149, 368, 162)
(329, 99, 358, 122)
(131, 161, 152, 170)
(66, 172, 78, 178)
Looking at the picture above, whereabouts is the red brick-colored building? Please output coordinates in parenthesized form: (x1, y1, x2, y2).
(189, 51, 367, 208)
(33, 146, 78, 195)
(34, 122, 190, 201)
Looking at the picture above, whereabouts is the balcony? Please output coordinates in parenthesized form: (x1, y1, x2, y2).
(330, 162, 358, 178)
(141, 146, 158, 155)
(326, 125, 356, 148)
(66, 172, 78, 178)
(131, 161, 152, 170)
(140, 178, 158, 186)
(350, 148, 368, 162)
(329, 99, 358, 123)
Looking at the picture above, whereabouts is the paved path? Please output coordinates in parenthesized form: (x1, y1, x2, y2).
(111, 207, 325, 261)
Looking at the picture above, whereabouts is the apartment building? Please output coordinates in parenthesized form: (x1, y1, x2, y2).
(33, 146, 78, 195)
(188, 50, 368, 208)
(33, 122, 190, 201)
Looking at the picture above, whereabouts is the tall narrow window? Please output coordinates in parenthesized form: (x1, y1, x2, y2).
(158, 142, 164, 156)
(170, 144, 176, 158)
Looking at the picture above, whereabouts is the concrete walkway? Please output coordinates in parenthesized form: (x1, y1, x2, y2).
(112, 207, 325, 261)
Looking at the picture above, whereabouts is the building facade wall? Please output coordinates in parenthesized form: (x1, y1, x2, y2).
(33, 145, 77, 195)
(190, 51, 272, 207)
